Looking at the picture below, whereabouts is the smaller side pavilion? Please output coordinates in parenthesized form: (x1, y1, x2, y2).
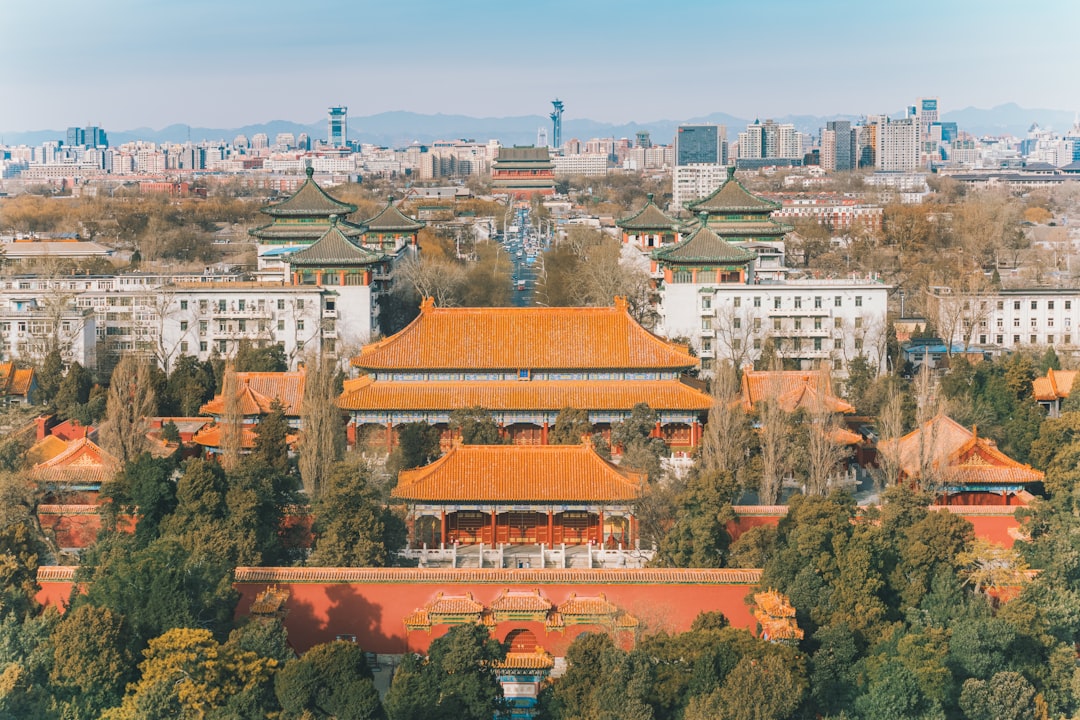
(616, 193, 681, 250)
(1033, 368, 1077, 417)
(878, 414, 1043, 504)
(391, 443, 645, 547)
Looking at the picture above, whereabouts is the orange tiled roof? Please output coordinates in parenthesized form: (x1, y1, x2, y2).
(190, 423, 298, 450)
(338, 376, 713, 413)
(740, 368, 854, 414)
(32, 437, 120, 486)
(1033, 368, 1078, 402)
(754, 590, 796, 618)
(497, 651, 555, 670)
(558, 593, 618, 616)
(879, 415, 1044, 486)
(391, 444, 646, 504)
(0, 362, 34, 398)
(351, 299, 697, 371)
(200, 370, 305, 417)
(490, 589, 553, 613)
(427, 592, 484, 615)
(27, 435, 70, 465)
(250, 586, 290, 615)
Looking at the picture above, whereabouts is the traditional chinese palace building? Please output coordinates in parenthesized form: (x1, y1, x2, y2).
(1033, 368, 1077, 417)
(491, 147, 555, 197)
(250, 166, 365, 250)
(391, 443, 646, 547)
(616, 194, 681, 251)
(338, 298, 714, 449)
(192, 370, 304, 454)
(878, 414, 1043, 505)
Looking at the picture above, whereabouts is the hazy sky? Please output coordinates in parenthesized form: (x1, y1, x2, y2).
(3, 0, 1079, 132)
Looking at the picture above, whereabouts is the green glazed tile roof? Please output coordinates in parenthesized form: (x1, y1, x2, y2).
(364, 197, 425, 232)
(687, 166, 781, 214)
(617, 194, 680, 231)
(652, 219, 756, 264)
(249, 218, 366, 241)
(287, 219, 386, 266)
(260, 167, 358, 217)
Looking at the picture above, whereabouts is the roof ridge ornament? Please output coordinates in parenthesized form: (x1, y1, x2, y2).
(727, 165, 736, 181)
(306, 165, 314, 178)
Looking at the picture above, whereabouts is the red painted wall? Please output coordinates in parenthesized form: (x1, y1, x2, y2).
(960, 515, 1020, 547)
(233, 580, 758, 655)
(726, 515, 784, 542)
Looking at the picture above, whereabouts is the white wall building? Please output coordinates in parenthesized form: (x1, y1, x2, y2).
(657, 277, 890, 375)
(672, 164, 729, 213)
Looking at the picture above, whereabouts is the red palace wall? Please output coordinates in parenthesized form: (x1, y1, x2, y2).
(728, 506, 1022, 548)
(231, 568, 761, 655)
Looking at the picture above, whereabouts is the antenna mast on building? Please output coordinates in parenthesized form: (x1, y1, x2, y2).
(550, 99, 564, 153)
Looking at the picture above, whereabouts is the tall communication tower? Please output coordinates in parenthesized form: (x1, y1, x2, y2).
(549, 99, 564, 152)
(328, 106, 348, 147)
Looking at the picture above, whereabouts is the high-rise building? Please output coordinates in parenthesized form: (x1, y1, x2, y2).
(820, 120, 855, 171)
(328, 106, 348, 148)
(65, 127, 85, 147)
(673, 124, 727, 212)
(915, 97, 939, 136)
(675, 125, 725, 165)
(875, 117, 919, 172)
(737, 119, 800, 161)
(85, 126, 107, 148)
(636, 131, 652, 149)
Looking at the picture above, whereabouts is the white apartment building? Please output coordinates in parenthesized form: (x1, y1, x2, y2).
(875, 117, 920, 172)
(0, 272, 369, 377)
(552, 153, 609, 177)
(672, 164, 729, 212)
(658, 277, 890, 376)
(934, 288, 1080, 355)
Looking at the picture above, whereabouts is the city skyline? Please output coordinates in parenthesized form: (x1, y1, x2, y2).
(3, 0, 1080, 133)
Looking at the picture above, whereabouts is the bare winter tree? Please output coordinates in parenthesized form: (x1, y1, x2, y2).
(913, 359, 945, 494)
(713, 304, 759, 370)
(804, 366, 851, 495)
(758, 363, 791, 505)
(874, 383, 907, 490)
(699, 362, 752, 478)
(395, 254, 465, 307)
(298, 355, 345, 499)
(99, 356, 156, 465)
(219, 363, 243, 472)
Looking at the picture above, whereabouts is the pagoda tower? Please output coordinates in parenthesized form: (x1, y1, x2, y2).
(249, 166, 366, 249)
(362, 197, 425, 255)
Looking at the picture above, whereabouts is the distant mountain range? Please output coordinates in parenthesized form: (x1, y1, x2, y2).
(4, 103, 1077, 149)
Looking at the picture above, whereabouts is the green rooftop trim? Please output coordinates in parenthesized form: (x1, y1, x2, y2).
(686, 167, 781, 214)
(260, 167, 358, 217)
(287, 216, 386, 266)
(617, 194, 680, 231)
(652, 214, 757, 264)
(364, 197, 426, 232)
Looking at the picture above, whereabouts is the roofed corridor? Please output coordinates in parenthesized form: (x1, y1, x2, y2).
(401, 541, 656, 570)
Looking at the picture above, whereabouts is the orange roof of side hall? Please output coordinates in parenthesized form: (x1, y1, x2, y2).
(740, 368, 855, 414)
(351, 298, 697, 372)
(200, 370, 306, 417)
(391, 443, 646, 504)
(337, 376, 714, 412)
(1032, 368, 1078, 402)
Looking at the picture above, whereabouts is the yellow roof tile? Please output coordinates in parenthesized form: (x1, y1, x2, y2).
(352, 299, 697, 371)
(391, 444, 646, 503)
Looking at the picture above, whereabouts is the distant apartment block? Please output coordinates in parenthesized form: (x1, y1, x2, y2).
(552, 153, 608, 177)
(874, 117, 919, 172)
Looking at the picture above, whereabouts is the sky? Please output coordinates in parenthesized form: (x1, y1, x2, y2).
(2, 0, 1079, 132)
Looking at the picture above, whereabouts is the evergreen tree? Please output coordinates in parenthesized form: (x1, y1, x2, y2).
(449, 406, 504, 445)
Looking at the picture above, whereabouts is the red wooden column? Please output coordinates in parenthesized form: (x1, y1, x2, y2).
(440, 511, 447, 546)
(541, 421, 549, 445)
(629, 515, 637, 546)
(547, 510, 554, 542)
(597, 509, 605, 544)
(491, 509, 497, 539)
(385, 423, 394, 452)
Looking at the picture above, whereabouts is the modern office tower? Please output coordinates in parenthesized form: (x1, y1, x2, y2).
(915, 97, 939, 136)
(85, 126, 107, 148)
(673, 124, 727, 212)
(251, 133, 269, 150)
(550, 99, 564, 152)
(636, 130, 652, 149)
(275, 132, 295, 150)
(875, 117, 920, 171)
(297, 133, 311, 151)
(676, 124, 725, 165)
(328, 106, 348, 147)
(65, 127, 85, 147)
(820, 120, 855, 171)
(737, 119, 800, 161)
(537, 127, 549, 148)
